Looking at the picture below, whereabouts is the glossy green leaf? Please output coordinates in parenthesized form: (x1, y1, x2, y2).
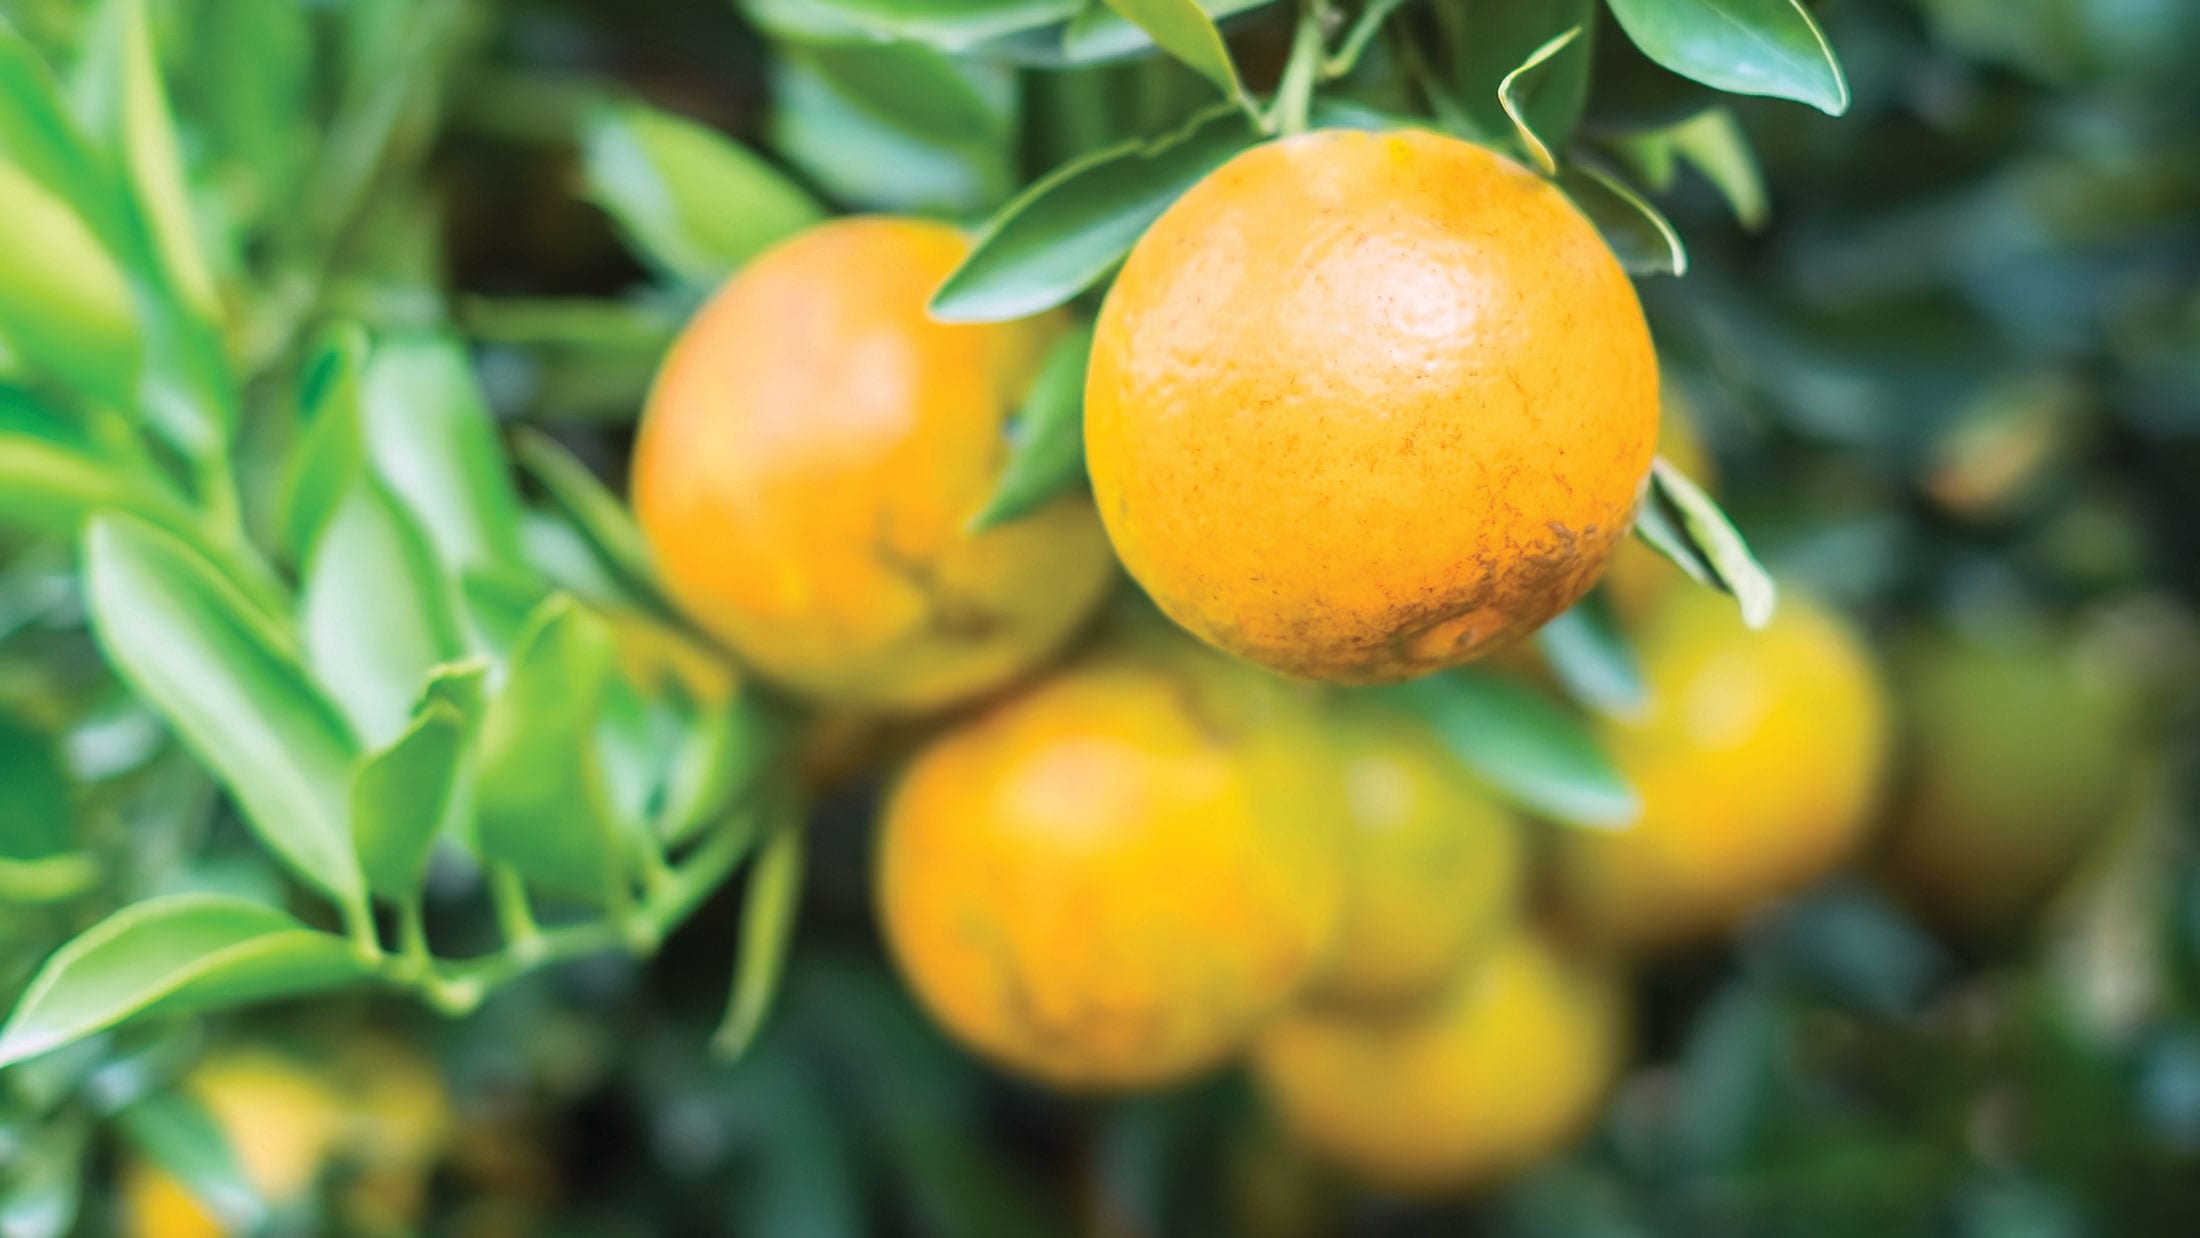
(741, 0, 1078, 48)
(580, 100, 822, 287)
(1559, 163, 1687, 275)
(1098, 0, 1243, 99)
(1632, 456, 1777, 628)
(971, 324, 1094, 529)
(75, 0, 219, 317)
(1498, 26, 1585, 175)
(302, 474, 465, 745)
(1668, 106, 1767, 228)
(84, 514, 365, 906)
(0, 894, 377, 1069)
(351, 698, 468, 901)
(1378, 673, 1638, 829)
(474, 596, 627, 903)
(513, 428, 665, 613)
(113, 1091, 264, 1231)
(1604, 0, 1849, 115)
(713, 814, 806, 1062)
(1449, 0, 1594, 149)
(800, 41, 1010, 152)
(930, 106, 1258, 322)
(358, 333, 529, 577)
(1535, 597, 1647, 719)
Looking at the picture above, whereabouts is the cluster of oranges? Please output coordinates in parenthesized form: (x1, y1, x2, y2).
(626, 129, 2148, 1196)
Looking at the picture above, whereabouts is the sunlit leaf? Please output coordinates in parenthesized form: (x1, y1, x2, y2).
(0, 894, 376, 1069)
(358, 332, 530, 578)
(513, 428, 667, 616)
(1097, 0, 1243, 99)
(351, 693, 470, 901)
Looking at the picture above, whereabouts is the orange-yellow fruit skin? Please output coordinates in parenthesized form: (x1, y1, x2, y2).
(1085, 130, 1659, 683)
(877, 634, 1345, 1089)
(1253, 929, 1626, 1195)
(1307, 698, 1523, 1010)
(1559, 590, 1890, 951)
(633, 217, 1114, 713)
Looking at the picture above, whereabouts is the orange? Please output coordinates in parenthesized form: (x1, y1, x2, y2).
(1557, 589, 1888, 950)
(1307, 697, 1523, 1010)
(875, 629, 1345, 1089)
(1602, 392, 1715, 622)
(633, 217, 1114, 712)
(1882, 623, 2149, 938)
(1253, 928, 1625, 1195)
(1085, 129, 1659, 682)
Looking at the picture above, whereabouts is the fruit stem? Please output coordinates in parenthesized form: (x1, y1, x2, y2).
(1267, 0, 1329, 137)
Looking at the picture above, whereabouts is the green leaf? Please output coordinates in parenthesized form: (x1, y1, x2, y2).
(712, 814, 806, 1063)
(1604, 0, 1849, 116)
(1632, 456, 1777, 628)
(930, 105, 1257, 322)
(112, 1090, 265, 1232)
(83, 514, 365, 907)
(0, 162, 138, 410)
(193, 0, 311, 219)
(1666, 106, 1767, 229)
(1098, 0, 1243, 99)
(276, 324, 370, 564)
(657, 687, 785, 849)
(75, 0, 219, 317)
(1377, 673, 1638, 829)
(971, 324, 1093, 529)
(0, 431, 193, 535)
(357, 332, 529, 577)
(301, 474, 465, 745)
(513, 428, 666, 614)
(740, 0, 1079, 48)
(1449, 0, 1594, 149)
(0, 711, 71, 862)
(1498, 26, 1585, 176)
(580, 100, 822, 287)
(0, 854, 101, 904)
(800, 41, 1011, 153)
(351, 698, 468, 902)
(1558, 163, 1687, 275)
(1535, 598, 1647, 719)
(1055, 0, 1278, 64)
(474, 595, 627, 903)
(768, 50, 1010, 216)
(0, 894, 376, 1069)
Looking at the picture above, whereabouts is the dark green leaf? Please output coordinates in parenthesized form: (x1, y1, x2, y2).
(474, 596, 627, 903)
(1604, 0, 1849, 115)
(799, 41, 1011, 151)
(1449, 0, 1595, 149)
(0, 710, 71, 861)
(1498, 26, 1586, 175)
(1670, 981, 1782, 1171)
(352, 699, 469, 901)
(930, 106, 1258, 322)
(740, 0, 1078, 48)
(658, 687, 787, 848)
(84, 515, 366, 907)
(0, 894, 376, 1069)
(1097, 0, 1244, 99)
(1558, 163, 1687, 275)
(971, 324, 1093, 529)
(713, 814, 806, 1062)
(1377, 673, 1639, 828)
(580, 100, 822, 287)
(112, 1090, 265, 1232)
(301, 474, 466, 745)
(513, 428, 666, 615)
(1535, 598, 1647, 719)
(1632, 456, 1776, 628)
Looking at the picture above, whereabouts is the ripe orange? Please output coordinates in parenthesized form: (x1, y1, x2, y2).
(1305, 697, 1523, 1010)
(1881, 623, 2149, 938)
(875, 628, 1345, 1089)
(1085, 129, 1659, 682)
(633, 217, 1114, 712)
(1252, 928, 1626, 1195)
(1557, 589, 1889, 950)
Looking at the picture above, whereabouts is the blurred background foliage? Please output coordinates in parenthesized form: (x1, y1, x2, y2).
(0, 0, 2196, 1234)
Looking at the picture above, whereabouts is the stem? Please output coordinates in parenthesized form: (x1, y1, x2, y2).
(341, 893, 384, 963)
(488, 865, 543, 959)
(1324, 0, 1407, 79)
(1267, 0, 1330, 137)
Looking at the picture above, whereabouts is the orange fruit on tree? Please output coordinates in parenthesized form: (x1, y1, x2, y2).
(1557, 588, 1889, 951)
(1881, 621, 2150, 939)
(875, 627, 1345, 1089)
(1252, 927, 1626, 1195)
(1085, 129, 1659, 683)
(1305, 697, 1523, 1010)
(632, 217, 1114, 713)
